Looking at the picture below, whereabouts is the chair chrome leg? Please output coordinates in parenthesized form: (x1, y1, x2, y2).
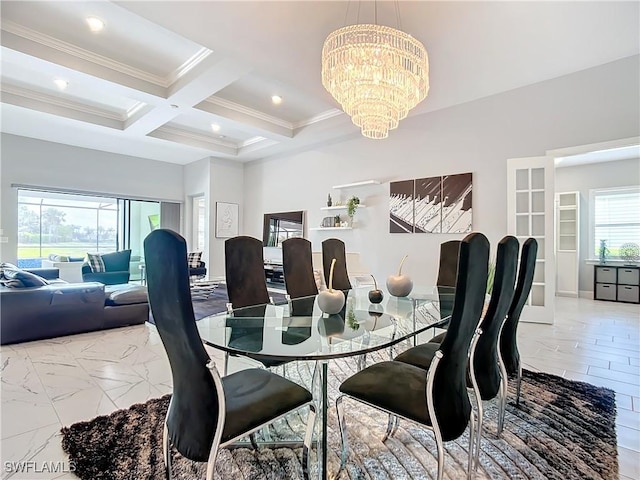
(468, 411, 476, 480)
(302, 404, 316, 480)
(391, 415, 400, 437)
(336, 395, 348, 471)
(382, 414, 397, 442)
(516, 362, 523, 406)
(163, 423, 172, 480)
(205, 445, 219, 480)
(435, 427, 444, 480)
(497, 350, 509, 437)
(249, 432, 259, 450)
(474, 396, 482, 471)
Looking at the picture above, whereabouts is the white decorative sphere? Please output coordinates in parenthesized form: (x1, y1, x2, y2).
(317, 289, 345, 314)
(386, 274, 413, 297)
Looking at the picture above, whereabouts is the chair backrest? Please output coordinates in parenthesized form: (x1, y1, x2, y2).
(282, 238, 318, 298)
(144, 229, 219, 462)
(473, 236, 519, 400)
(500, 237, 538, 375)
(435, 232, 489, 441)
(437, 240, 461, 288)
(322, 238, 352, 290)
(225, 236, 270, 309)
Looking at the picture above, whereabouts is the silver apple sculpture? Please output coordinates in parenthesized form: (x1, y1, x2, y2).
(317, 258, 346, 314)
(386, 254, 413, 297)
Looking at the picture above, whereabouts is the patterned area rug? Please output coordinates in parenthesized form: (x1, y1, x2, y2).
(61, 353, 618, 480)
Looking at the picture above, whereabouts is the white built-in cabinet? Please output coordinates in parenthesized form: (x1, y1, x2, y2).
(555, 192, 579, 297)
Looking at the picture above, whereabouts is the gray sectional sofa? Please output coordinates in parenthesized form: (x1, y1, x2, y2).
(0, 267, 149, 345)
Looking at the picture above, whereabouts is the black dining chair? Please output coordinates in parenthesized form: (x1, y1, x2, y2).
(225, 236, 271, 310)
(282, 238, 318, 298)
(336, 232, 489, 480)
(225, 236, 294, 372)
(321, 238, 352, 291)
(468, 236, 518, 441)
(396, 236, 518, 461)
(500, 237, 538, 411)
(437, 240, 461, 288)
(144, 229, 316, 480)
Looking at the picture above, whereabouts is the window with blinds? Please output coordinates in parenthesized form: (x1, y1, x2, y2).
(591, 186, 640, 257)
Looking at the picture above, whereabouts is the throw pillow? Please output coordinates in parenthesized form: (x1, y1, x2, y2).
(0, 262, 18, 279)
(187, 252, 203, 269)
(87, 253, 106, 273)
(2, 267, 48, 288)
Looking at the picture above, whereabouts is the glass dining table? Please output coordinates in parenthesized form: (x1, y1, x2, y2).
(196, 286, 455, 480)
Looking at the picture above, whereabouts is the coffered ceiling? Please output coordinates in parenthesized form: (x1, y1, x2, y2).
(1, 1, 638, 165)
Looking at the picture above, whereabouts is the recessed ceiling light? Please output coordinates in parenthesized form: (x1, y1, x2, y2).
(271, 95, 283, 105)
(211, 123, 221, 132)
(86, 17, 105, 32)
(53, 78, 68, 90)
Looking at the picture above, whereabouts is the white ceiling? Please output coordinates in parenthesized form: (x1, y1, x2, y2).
(1, 1, 638, 165)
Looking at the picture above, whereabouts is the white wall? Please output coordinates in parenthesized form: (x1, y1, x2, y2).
(208, 158, 244, 277)
(244, 56, 640, 288)
(0, 134, 184, 264)
(555, 157, 640, 293)
(183, 158, 210, 263)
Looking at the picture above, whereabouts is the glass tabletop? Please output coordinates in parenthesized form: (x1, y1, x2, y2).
(197, 286, 455, 362)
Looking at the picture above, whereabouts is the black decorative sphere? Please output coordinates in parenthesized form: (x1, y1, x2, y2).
(368, 289, 384, 304)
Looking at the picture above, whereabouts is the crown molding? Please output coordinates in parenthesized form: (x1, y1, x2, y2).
(1, 84, 125, 121)
(156, 125, 238, 149)
(166, 47, 213, 86)
(293, 108, 344, 128)
(203, 96, 292, 129)
(2, 20, 172, 87)
(241, 136, 267, 148)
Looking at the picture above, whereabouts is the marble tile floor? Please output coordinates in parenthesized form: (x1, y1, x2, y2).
(0, 297, 638, 479)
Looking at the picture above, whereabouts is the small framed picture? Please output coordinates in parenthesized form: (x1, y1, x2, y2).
(215, 202, 239, 238)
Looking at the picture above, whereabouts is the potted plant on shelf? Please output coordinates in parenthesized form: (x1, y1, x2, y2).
(346, 196, 360, 225)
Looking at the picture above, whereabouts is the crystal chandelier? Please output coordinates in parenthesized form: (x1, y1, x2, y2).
(322, 23, 429, 139)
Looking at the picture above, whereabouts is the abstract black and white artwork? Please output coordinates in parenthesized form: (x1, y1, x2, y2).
(441, 173, 473, 233)
(414, 176, 443, 233)
(389, 180, 415, 233)
(390, 173, 472, 233)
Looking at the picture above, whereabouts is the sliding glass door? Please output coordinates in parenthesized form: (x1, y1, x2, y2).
(17, 190, 118, 267)
(121, 199, 161, 280)
(17, 189, 161, 275)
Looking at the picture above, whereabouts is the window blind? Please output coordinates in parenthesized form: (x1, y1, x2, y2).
(593, 187, 640, 257)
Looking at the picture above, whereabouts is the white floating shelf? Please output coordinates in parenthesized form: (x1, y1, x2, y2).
(309, 227, 353, 231)
(320, 204, 367, 211)
(332, 180, 380, 189)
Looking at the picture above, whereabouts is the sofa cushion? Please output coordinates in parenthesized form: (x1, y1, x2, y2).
(1, 266, 49, 288)
(105, 284, 148, 306)
(87, 253, 106, 272)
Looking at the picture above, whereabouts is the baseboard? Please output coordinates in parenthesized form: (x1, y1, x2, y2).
(579, 290, 593, 298)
